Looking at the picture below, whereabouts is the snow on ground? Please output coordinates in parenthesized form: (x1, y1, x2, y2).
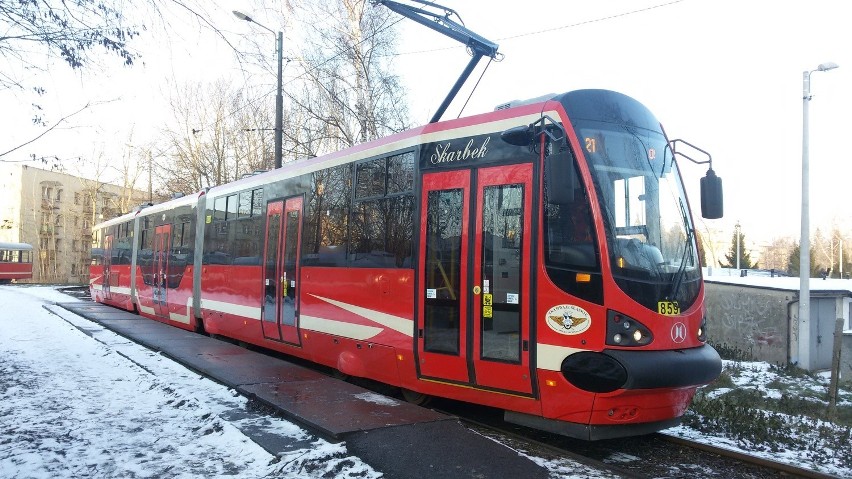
(665, 359, 852, 477)
(0, 286, 614, 479)
(0, 285, 379, 479)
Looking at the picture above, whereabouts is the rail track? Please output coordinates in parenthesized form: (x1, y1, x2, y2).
(432, 398, 839, 479)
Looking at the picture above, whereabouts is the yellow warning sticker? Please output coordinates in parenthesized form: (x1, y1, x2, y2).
(483, 294, 493, 306)
(483, 306, 493, 318)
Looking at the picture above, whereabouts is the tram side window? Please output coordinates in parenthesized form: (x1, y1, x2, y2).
(139, 225, 155, 285)
(544, 157, 598, 269)
(251, 188, 264, 216)
(114, 220, 133, 265)
(355, 158, 385, 199)
(90, 229, 103, 265)
(543, 151, 603, 304)
(350, 152, 414, 268)
(238, 191, 252, 218)
(214, 197, 226, 222)
(387, 152, 415, 194)
(302, 164, 351, 267)
(225, 194, 238, 220)
(232, 215, 262, 265)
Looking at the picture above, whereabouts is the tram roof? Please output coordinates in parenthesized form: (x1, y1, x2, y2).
(0, 242, 33, 251)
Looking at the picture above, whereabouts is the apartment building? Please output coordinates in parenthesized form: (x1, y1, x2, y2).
(0, 164, 147, 284)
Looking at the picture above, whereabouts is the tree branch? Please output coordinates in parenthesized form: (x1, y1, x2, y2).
(0, 99, 114, 159)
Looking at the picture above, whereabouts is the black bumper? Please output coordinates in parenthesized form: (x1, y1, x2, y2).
(561, 344, 722, 393)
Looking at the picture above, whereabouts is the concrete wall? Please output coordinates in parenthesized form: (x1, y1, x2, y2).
(706, 276, 852, 371)
(842, 333, 852, 385)
(705, 282, 792, 365)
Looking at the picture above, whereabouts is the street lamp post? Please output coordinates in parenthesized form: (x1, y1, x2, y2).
(735, 221, 741, 270)
(798, 61, 838, 369)
(233, 11, 283, 169)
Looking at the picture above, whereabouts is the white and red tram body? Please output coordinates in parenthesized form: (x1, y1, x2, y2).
(90, 90, 721, 440)
(90, 213, 136, 310)
(0, 242, 34, 283)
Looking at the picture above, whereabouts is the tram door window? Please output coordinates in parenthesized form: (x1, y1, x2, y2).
(103, 235, 113, 299)
(480, 184, 523, 363)
(417, 164, 533, 394)
(280, 202, 302, 344)
(262, 205, 283, 341)
(423, 188, 464, 355)
(262, 197, 303, 345)
(153, 225, 172, 317)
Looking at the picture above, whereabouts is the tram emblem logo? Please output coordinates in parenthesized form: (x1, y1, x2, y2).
(671, 322, 687, 343)
(545, 304, 591, 336)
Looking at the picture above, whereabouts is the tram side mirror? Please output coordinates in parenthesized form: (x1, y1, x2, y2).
(545, 151, 576, 204)
(500, 125, 534, 146)
(700, 169, 724, 219)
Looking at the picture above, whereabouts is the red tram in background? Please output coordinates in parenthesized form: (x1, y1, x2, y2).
(0, 242, 33, 283)
(91, 89, 724, 439)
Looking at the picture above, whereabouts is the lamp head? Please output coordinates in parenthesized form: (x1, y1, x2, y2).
(817, 62, 839, 72)
(233, 10, 252, 22)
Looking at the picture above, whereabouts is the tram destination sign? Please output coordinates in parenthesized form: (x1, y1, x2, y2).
(419, 132, 533, 170)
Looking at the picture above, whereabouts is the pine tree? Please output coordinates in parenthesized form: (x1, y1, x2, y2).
(722, 228, 757, 269)
(789, 242, 834, 277)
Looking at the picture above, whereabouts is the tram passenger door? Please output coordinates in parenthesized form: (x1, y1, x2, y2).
(417, 164, 533, 395)
(103, 235, 113, 300)
(262, 197, 303, 345)
(153, 224, 171, 317)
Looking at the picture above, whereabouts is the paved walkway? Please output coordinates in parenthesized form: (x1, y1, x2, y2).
(57, 302, 551, 479)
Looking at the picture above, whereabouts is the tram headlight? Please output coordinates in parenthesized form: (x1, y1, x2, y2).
(606, 310, 653, 347)
(698, 316, 708, 342)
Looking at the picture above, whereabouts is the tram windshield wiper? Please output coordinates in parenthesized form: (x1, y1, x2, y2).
(668, 198, 694, 301)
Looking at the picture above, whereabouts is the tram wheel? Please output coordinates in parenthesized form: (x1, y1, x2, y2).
(401, 388, 431, 406)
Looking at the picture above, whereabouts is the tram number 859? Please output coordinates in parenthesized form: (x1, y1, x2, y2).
(657, 301, 680, 316)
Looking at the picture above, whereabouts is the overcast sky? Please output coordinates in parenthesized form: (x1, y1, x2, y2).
(2, 0, 849, 250)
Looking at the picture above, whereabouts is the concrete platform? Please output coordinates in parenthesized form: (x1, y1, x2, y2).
(56, 301, 552, 478)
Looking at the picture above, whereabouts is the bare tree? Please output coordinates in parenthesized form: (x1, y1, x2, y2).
(0, 0, 139, 95)
(761, 236, 795, 273)
(813, 226, 847, 278)
(284, 0, 409, 154)
(1, 1, 242, 161)
(156, 80, 275, 194)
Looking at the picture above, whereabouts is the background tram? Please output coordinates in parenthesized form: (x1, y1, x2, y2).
(0, 242, 33, 284)
(91, 89, 724, 440)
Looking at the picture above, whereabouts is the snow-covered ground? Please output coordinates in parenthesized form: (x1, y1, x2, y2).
(666, 360, 852, 477)
(3, 285, 849, 478)
(0, 285, 383, 478)
(0, 286, 616, 479)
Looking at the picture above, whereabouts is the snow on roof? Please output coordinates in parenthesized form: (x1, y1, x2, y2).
(704, 267, 852, 295)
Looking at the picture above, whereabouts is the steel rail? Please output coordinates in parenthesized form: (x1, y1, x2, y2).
(658, 433, 840, 479)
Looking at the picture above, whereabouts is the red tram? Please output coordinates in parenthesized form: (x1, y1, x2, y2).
(0, 242, 34, 283)
(90, 90, 724, 439)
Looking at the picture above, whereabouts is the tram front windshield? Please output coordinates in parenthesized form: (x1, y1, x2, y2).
(577, 120, 701, 311)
